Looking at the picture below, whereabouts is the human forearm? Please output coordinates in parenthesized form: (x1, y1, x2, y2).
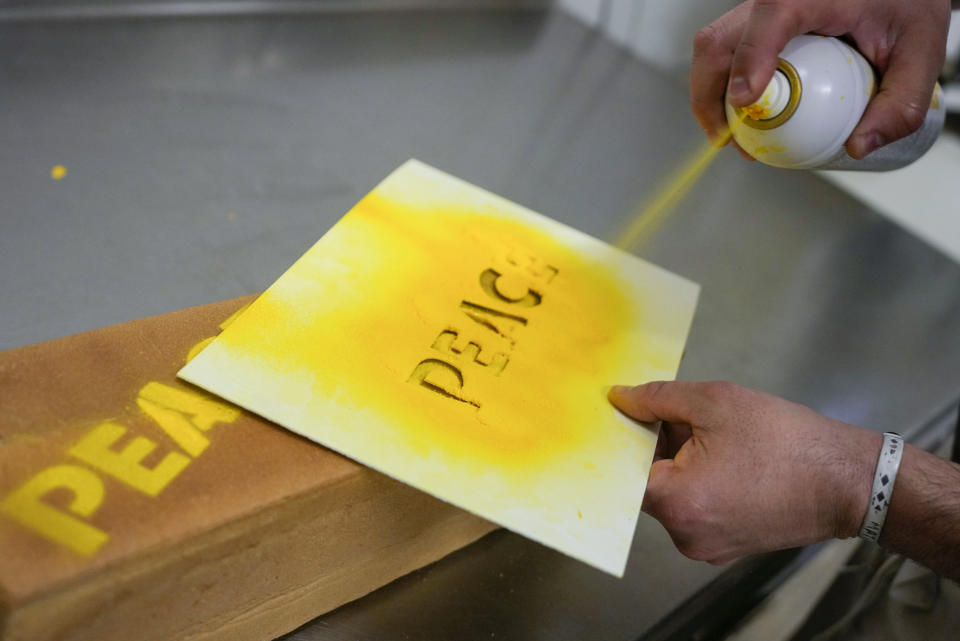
(877, 444, 960, 580)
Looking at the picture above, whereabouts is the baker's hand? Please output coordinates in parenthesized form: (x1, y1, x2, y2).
(608, 381, 880, 564)
(691, 0, 951, 157)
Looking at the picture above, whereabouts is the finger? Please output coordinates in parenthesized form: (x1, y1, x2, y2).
(641, 458, 675, 515)
(707, 554, 740, 566)
(653, 427, 667, 462)
(846, 35, 945, 158)
(608, 381, 710, 426)
(662, 421, 693, 459)
(728, 0, 809, 106)
(690, 2, 754, 142)
(652, 422, 692, 461)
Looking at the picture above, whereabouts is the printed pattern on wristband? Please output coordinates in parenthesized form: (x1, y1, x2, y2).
(859, 432, 904, 543)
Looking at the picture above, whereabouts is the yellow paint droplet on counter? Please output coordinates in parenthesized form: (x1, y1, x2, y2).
(578, 509, 583, 519)
(50, 165, 67, 180)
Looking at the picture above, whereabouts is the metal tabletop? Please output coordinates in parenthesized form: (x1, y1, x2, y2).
(3, 6, 960, 641)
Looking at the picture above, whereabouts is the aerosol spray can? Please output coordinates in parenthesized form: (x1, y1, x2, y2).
(725, 35, 945, 171)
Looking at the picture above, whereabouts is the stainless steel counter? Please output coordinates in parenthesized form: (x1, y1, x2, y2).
(2, 6, 959, 641)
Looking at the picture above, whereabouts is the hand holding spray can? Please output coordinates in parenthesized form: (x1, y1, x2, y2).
(725, 35, 945, 171)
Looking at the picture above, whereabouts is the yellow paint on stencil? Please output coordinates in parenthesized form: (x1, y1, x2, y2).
(210, 192, 643, 477)
(184, 301, 253, 363)
(218, 302, 253, 331)
(50, 165, 67, 180)
(186, 337, 215, 363)
(179, 160, 699, 576)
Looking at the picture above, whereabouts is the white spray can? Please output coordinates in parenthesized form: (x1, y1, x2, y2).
(725, 35, 945, 171)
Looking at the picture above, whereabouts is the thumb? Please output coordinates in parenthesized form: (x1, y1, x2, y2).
(608, 381, 709, 426)
(847, 35, 944, 158)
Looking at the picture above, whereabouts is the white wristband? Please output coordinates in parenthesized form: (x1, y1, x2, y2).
(859, 432, 904, 543)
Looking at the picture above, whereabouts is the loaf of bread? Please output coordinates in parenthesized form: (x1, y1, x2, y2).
(0, 296, 495, 641)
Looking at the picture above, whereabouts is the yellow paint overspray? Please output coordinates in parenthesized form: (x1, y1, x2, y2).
(614, 137, 723, 249)
(615, 115, 745, 250)
(206, 190, 646, 480)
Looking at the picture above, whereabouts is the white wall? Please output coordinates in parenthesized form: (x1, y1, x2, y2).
(557, 0, 739, 77)
(559, 1, 960, 79)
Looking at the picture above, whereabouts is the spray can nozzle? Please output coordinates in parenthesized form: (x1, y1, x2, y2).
(744, 71, 791, 121)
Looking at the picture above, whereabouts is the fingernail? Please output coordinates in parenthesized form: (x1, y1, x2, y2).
(727, 75, 749, 103)
(608, 385, 631, 399)
(851, 131, 885, 158)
